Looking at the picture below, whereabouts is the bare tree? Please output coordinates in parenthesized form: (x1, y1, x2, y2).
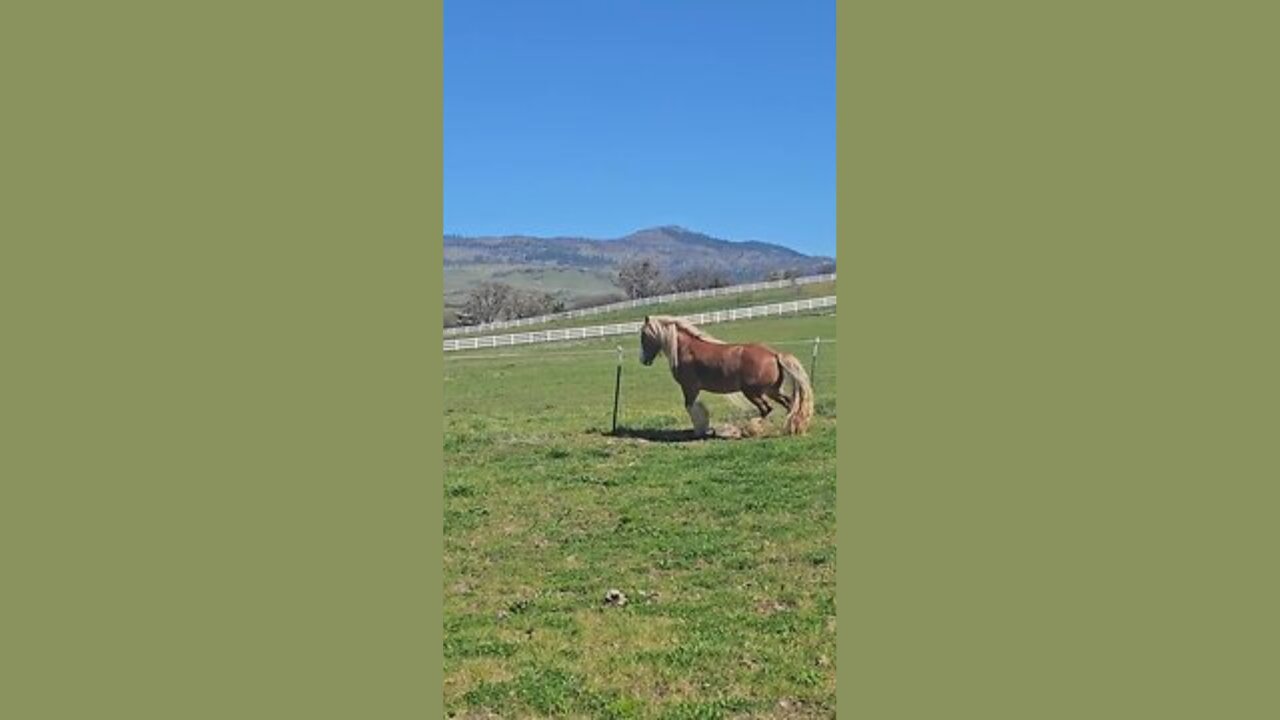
(617, 258, 665, 299)
(669, 267, 731, 292)
(508, 289, 565, 318)
(461, 282, 515, 324)
(766, 268, 809, 281)
(460, 282, 566, 324)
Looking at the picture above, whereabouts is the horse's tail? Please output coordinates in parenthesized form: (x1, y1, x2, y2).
(776, 352, 814, 435)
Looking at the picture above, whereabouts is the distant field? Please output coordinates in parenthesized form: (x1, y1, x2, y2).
(444, 263, 622, 309)
(451, 280, 836, 335)
(445, 312, 836, 718)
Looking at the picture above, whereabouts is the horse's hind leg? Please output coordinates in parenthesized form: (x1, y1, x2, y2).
(744, 390, 772, 418)
(767, 388, 793, 412)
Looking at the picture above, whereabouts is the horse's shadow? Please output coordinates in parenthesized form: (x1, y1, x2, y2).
(606, 427, 709, 443)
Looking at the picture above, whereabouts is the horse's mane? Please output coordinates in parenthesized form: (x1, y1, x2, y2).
(647, 315, 725, 344)
(643, 315, 725, 372)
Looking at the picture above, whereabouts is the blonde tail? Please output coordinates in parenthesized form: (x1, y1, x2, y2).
(777, 353, 814, 435)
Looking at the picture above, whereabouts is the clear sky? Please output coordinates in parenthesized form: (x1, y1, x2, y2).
(444, 1, 835, 257)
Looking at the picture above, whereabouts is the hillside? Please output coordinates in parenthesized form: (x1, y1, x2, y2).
(443, 226, 834, 318)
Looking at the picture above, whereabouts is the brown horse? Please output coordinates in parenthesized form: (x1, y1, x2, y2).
(639, 315, 814, 436)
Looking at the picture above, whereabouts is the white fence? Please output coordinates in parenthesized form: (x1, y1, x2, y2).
(444, 338, 839, 362)
(444, 272, 836, 336)
(444, 295, 836, 352)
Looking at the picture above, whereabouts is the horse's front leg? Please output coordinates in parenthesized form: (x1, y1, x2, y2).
(681, 383, 710, 436)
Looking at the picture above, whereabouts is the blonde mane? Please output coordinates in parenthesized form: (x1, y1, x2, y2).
(652, 315, 724, 344)
(642, 315, 724, 371)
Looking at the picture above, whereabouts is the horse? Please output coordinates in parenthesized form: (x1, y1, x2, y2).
(638, 315, 814, 436)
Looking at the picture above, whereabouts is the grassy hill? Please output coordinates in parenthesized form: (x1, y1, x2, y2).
(443, 264, 620, 315)
(444, 226, 835, 322)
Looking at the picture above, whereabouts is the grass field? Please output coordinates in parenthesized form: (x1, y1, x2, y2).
(449, 280, 835, 334)
(444, 264, 623, 318)
(444, 311, 837, 719)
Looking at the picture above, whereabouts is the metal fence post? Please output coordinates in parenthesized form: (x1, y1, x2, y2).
(810, 337, 820, 387)
(611, 345, 623, 434)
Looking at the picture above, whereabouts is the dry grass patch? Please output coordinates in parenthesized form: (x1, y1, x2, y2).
(576, 610, 680, 698)
(444, 658, 514, 706)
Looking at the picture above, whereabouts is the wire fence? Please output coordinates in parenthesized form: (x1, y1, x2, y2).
(444, 272, 836, 337)
(444, 295, 836, 352)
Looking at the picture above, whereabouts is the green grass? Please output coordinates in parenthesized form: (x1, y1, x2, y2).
(445, 313, 836, 719)
(444, 264, 622, 308)
(513, 281, 836, 334)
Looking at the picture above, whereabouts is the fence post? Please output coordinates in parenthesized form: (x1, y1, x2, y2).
(611, 345, 623, 434)
(810, 337, 820, 386)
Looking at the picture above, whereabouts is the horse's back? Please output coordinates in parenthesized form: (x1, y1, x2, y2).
(691, 338, 778, 389)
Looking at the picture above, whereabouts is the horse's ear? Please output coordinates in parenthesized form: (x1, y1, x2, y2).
(643, 315, 649, 323)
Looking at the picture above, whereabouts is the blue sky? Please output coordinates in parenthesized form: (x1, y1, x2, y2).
(444, 1, 835, 257)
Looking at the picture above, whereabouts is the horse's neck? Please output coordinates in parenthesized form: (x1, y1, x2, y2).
(676, 328, 717, 357)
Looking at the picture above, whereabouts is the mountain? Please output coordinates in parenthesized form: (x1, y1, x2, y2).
(443, 226, 834, 312)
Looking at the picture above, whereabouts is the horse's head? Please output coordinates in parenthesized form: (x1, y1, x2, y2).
(639, 316, 662, 366)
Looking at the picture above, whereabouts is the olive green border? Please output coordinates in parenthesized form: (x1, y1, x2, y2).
(5, 1, 1276, 718)
(837, 1, 1276, 717)
(3, 2, 441, 717)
